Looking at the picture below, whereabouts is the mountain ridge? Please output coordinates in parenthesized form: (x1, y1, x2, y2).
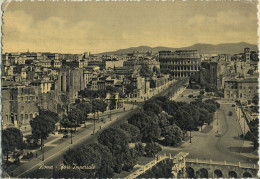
(97, 42, 258, 55)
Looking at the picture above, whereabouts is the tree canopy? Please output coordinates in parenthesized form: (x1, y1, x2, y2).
(2, 128, 24, 162)
(30, 114, 56, 142)
(163, 124, 183, 146)
(91, 99, 107, 113)
(119, 123, 141, 142)
(128, 112, 161, 142)
(97, 127, 129, 155)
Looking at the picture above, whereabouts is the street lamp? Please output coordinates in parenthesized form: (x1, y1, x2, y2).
(42, 139, 44, 161)
(110, 108, 112, 121)
(189, 129, 192, 143)
(70, 126, 73, 144)
(217, 111, 218, 126)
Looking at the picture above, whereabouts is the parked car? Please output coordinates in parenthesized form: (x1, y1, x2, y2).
(232, 104, 235, 107)
(188, 95, 194, 98)
(228, 111, 233, 116)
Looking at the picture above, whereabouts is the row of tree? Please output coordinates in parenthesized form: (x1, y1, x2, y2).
(61, 99, 107, 132)
(55, 122, 162, 178)
(127, 97, 220, 146)
(79, 86, 124, 99)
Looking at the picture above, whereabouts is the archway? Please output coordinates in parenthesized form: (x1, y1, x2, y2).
(228, 171, 237, 178)
(243, 172, 252, 178)
(196, 168, 208, 178)
(186, 167, 195, 178)
(214, 169, 223, 178)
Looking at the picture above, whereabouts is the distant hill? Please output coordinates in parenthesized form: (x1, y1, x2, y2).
(97, 42, 258, 55)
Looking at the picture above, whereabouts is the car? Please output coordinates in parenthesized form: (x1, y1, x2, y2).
(188, 95, 193, 98)
(228, 111, 233, 116)
(63, 135, 68, 138)
(216, 131, 222, 137)
(232, 104, 235, 107)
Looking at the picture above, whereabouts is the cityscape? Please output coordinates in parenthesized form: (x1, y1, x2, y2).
(1, 1, 259, 178)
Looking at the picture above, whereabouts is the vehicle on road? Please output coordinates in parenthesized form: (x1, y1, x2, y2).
(232, 104, 235, 107)
(188, 94, 193, 98)
(228, 111, 233, 116)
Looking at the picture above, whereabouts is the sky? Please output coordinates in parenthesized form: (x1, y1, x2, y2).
(2, 0, 259, 54)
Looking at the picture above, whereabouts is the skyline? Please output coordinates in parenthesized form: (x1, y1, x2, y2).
(2, 1, 258, 54)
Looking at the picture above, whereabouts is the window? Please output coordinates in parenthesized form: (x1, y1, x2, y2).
(25, 114, 28, 120)
(30, 114, 33, 119)
(20, 114, 23, 121)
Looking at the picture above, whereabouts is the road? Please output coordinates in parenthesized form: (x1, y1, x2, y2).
(10, 80, 184, 178)
(10, 104, 139, 178)
(162, 89, 258, 165)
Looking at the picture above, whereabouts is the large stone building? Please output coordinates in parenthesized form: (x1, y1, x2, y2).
(2, 81, 39, 135)
(224, 77, 258, 103)
(159, 50, 201, 77)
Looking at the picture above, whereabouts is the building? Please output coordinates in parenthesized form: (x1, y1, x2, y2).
(224, 77, 258, 103)
(123, 58, 160, 71)
(159, 50, 201, 77)
(2, 81, 39, 135)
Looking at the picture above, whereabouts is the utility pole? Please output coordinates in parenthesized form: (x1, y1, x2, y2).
(70, 127, 72, 144)
(42, 139, 44, 161)
(189, 128, 192, 143)
(110, 108, 112, 121)
(93, 111, 96, 134)
(217, 110, 218, 126)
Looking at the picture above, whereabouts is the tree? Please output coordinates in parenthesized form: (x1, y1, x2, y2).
(39, 109, 60, 123)
(63, 146, 102, 177)
(157, 112, 171, 135)
(153, 66, 160, 75)
(163, 125, 183, 146)
(128, 112, 161, 142)
(205, 99, 220, 109)
(85, 143, 113, 178)
(2, 128, 23, 163)
(125, 84, 136, 96)
(119, 123, 141, 142)
(75, 102, 92, 126)
(67, 108, 85, 131)
(143, 102, 162, 115)
(97, 127, 129, 155)
(139, 64, 152, 77)
(134, 143, 145, 157)
(92, 99, 107, 119)
(30, 115, 56, 145)
(144, 142, 162, 157)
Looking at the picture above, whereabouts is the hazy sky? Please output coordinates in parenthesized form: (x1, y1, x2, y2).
(2, 1, 258, 53)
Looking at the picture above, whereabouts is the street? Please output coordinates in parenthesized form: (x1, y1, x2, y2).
(11, 104, 139, 178)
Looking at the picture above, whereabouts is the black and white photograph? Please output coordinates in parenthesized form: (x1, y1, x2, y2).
(1, 0, 259, 178)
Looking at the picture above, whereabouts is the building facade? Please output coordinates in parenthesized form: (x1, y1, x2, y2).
(159, 50, 201, 77)
(224, 78, 258, 102)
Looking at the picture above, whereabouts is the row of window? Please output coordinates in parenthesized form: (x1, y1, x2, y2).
(161, 65, 199, 71)
(160, 60, 199, 65)
(4, 113, 37, 122)
(225, 85, 258, 90)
